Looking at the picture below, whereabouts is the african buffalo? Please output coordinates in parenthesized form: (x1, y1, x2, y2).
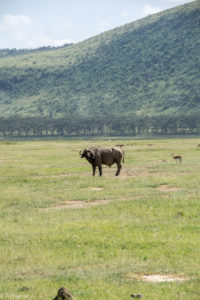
(80, 147, 124, 176)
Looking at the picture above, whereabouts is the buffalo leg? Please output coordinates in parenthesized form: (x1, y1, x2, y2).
(92, 165, 96, 176)
(98, 165, 102, 176)
(115, 163, 121, 176)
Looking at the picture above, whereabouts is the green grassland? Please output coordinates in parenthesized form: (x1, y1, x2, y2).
(0, 138, 200, 299)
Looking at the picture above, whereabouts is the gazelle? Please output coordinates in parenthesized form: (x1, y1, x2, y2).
(171, 153, 182, 164)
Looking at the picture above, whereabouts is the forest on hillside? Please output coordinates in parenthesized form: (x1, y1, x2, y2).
(0, 1, 200, 137)
(0, 0, 199, 122)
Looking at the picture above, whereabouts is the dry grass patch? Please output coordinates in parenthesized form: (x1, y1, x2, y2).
(43, 196, 142, 210)
(47, 200, 110, 209)
(157, 185, 183, 192)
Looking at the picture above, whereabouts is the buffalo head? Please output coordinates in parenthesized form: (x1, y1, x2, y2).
(79, 149, 95, 162)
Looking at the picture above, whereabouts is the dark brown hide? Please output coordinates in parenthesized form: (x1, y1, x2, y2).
(80, 147, 124, 176)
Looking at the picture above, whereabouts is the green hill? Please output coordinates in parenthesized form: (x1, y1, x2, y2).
(0, 0, 199, 119)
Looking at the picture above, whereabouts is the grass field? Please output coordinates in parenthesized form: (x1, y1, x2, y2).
(0, 138, 200, 299)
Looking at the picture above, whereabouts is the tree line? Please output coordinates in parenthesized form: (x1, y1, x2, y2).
(0, 114, 199, 137)
(0, 44, 73, 58)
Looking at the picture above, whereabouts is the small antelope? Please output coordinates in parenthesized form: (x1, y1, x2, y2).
(171, 153, 182, 164)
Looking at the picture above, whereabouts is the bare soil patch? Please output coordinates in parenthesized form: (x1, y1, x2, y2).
(51, 200, 110, 209)
(90, 187, 103, 191)
(157, 185, 182, 192)
(42, 196, 142, 211)
(33, 173, 78, 179)
(126, 273, 190, 282)
(119, 169, 189, 179)
(34, 170, 189, 180)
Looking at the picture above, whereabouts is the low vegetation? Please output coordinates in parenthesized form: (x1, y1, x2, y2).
(0, 138, 200, 299)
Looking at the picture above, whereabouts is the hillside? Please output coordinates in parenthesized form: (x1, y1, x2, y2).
(0, 0, 199, 119)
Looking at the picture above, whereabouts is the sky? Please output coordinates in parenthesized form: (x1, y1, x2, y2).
(0, 0, 195, 49)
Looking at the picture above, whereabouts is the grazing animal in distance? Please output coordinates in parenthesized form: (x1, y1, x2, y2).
(53, 287, 73, 300)
(197, 144, 200, 148)
(116, 144, 124, 147)
(171, 153, 182, 164)
(80, 147, 124, 176)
